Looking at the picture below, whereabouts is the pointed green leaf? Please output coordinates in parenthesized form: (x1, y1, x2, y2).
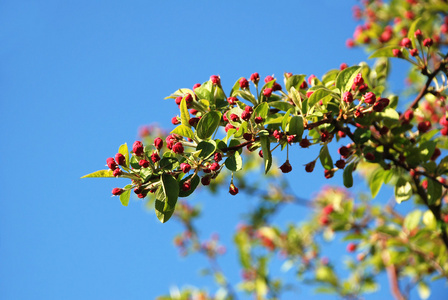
(395, 177, 412, 203)
(319, 145, 333, 170)
(269, 101, 295, 112)
(285, 74, 306, 91)
(288, 115, 303, 140)
(194, 81, 213, 102)
(155, 174, 179, 223)
(171, 124, 195, 140)
(81, 169, 114, 178)
(254, 102, 269, 119)
(282, 108, 293, 132)
(369, 46, 410, 60)
(197, 111, 222, 140)
(119, 186, 132, 206)
(369, 168, 385, 198)
(407, 18, 422, 49)
(197, 140, 217, 159)
(289, 87, 302, 111)
(225, 151, 243, 172)
(180, 98, 190, 127)
(118, 143, 129, 167)
(427, 178, 442, 205)
(308, 88, 335, 109)
(336, 66, 362, 93)
(178, 174, 200, 197)
(343, 163, 355, 188)
(260, 136, 272, 174)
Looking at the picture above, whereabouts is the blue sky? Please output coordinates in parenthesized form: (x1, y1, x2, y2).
(1, 1, 446, 299)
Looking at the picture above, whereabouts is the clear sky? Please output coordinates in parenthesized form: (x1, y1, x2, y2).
(0, 1, 446, 299)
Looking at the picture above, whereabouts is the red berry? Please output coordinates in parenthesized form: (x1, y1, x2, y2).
(417, 121, 431, 133)
(338, 146, 351, 159)
(300, 80, 308, 89)
(189, 117, 200, 127)
(323, 204, 334, 215)
(182, 182, 191, 191)
(347, 243, 357, 253)
(305, 161, 315, 173)
(300, 138, 311, 148)
(133, 141, 144, 156)
(229, 184, 239, 195)
(243, 133, 253, 141)
(364, 152, 375, 161)
(112, 188, 123, 196)
(279, 161, 292, 173)
(106, 157, 118, 170)
(423, 38, 433, 47)
(201, 176, 211, 186)
(321, 131, 331, 142)
(324, 169, 334, 179)
(335, 159, 346, 169)
(401, 37, 412, 48)
(431, 148, 441, 161)
(272, 82, 282, 91)
(254, 116, 263, 124)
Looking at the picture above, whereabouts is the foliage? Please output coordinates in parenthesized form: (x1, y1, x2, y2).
(84, 0, 448, 299)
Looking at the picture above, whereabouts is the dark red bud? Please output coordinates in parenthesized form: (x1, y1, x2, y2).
(132, 141, 144, 156)
(180, 163, 191, 173)
(229, 184, 239, 195)
(113, 168, 122, 177)
(305, 161, 315, 173)
(239, 78, 249, 89)
(279, 161, 292, 173)
(107, 157, 118, 170)
(154, 137, 163, 150)
(112, 188, 123, 196)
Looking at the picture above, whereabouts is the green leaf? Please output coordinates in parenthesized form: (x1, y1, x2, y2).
(260, 136, 272, 174)
(171, 124, 195, 140)
(285, 74, 306, 91)
(118, 143, 129, 167)
(155, 174, 179, 223)
(407, 18, 422, 49)
(159, 157, 178, 170)
(343, 163, 355, 188)
(437, 156, 448, 174)
(420, 141, 436, 162)
(269, 101, 295, 112)
(230, 77, 243, 97)
(395, 177, 413, 203)
(335, 66, 362, 93)
(254, 102, 269, 119)
(119, 186, 131, 206)
(308, 88, 335, 110)
(289, 87, 302, 111)
(369, 168, 385, 198)
(194, 81, 213, 102)
(319, 145, 333, 170)
(180, 98, 190, 127)
(81, 169, 114, 178)
(288, 116, 303, 141)
(404, 209, 422, 231)
(178, 174, 200, 197)
(369, 46, 409, 60)
(417, 281, 431, 300)
(196, 140, 217, 159)
(225, 151, 243, 172)
(233, 90, 257, 105)
(377, 108, 399, 128)
(281, 108, 293, 132)
(422, 210, 437, 230)
(196, 111, 222, 140)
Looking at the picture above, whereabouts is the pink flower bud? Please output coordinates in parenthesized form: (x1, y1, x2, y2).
(414, 29, 423, 40)
(190, 109, 198, 115)
(342, 91, 354, 103)
(225, 123, 235, 132)
(347, 243, 357, 253)
(115, 153, 126, 166)
(184, 94, 193, 103)
(300, 81, 308, 89)
(210, 162, 220, 172)
(373, 98, 389, 112)
(264, 75, 274, 83)
(112, 188, 123, 196)
(338, 146, 351, 159)
(363, 92, 376, 105)
(172, 116, 180, 125)
(401, 37, 412, 48)
(410, 48, 419, 56)
(227, 97, 238, 105)
(364, 152, 375, 161)
(263, 88, 273, 98)
(244, 105, 253, 113)
(241, 110, 251, 121)
(306, 91, 314, 98)
(214, 152, 222, 162)
(210, 75, 220, 85)
(172, 142, 184, 154)
(230, 114, 240, 122)
(189, 117, 200, 127)
(250, 72, 260, 83)
(324, 169, 334, 179)
(243, 133, 253, 141)
(107, 157, 118, 170)
(239, 78, 249, 89)
(423, 38, 433, 47)
(151, 152, 160, 163)
(133, 141, 144, 156)
(323, 204, 334, 215)
(139, 159, 150, 168)
(113, 168, 122, 177)
(279, 161, 292, 173)
(175, 96, 182, 105)
(340, 63, 348, 70)
(193, 83, 201, 90)
(300, 138, 311, 148)
(392, 49, 402, 57)
(353, 73, 364, 87)
(180, 163, 191, 173)
(154, 137, 163, 150)
(272, 82, 282, 91)
(431, 148, 441, 161)
(254, 116, 263, 124)
(258, 150, 263, 158)
(321, 131, 331, 142)
(182, 181, 191, 191)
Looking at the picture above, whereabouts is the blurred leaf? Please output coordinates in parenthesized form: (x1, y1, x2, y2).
(395, 177, 413, 203)
(369, 46, 409, 60)
(427, 178, 442, 205)
(422, 210, 437, 230)
(417, 281, 431, 300)
(407, 18, 422, 49)
(368, 168, 385, 198)
(343, 163, 355, 188)
(404, 209, 422, 231)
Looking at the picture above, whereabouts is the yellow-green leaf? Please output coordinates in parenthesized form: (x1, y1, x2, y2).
(81, 170, 114, 178)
